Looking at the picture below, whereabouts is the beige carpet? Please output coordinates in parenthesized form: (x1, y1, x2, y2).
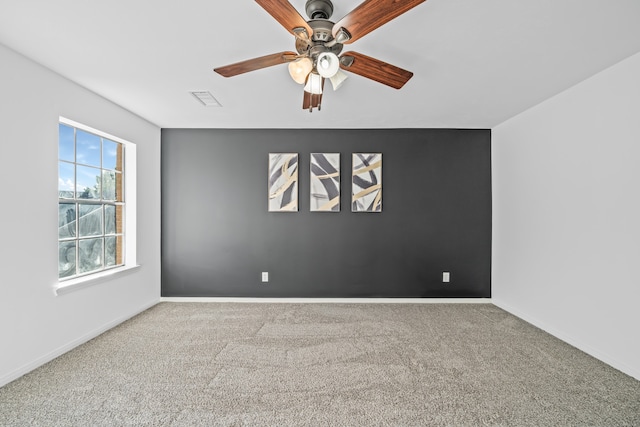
(1, 302, 639, 426)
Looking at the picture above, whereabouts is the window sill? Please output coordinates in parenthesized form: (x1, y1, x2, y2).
(54, 265, 140, 296)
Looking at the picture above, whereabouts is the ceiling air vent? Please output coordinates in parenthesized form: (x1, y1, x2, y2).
(190, 91, 221, 107)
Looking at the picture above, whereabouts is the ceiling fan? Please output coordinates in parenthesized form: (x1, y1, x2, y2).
(214, 0, 426, 112)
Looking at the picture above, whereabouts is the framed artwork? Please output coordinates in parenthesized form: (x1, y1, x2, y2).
(268, 153, 298, 212)
(310, 153, 340, 212)
(352, 153, 382, 212)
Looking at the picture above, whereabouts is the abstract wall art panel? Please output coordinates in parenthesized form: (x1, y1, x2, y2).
(310, 153, 340, 212)
(268, 153, 298, 212)
(352, 153, 382, 212)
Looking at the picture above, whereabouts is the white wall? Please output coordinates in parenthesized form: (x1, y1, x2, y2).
(493, 52, 640, 380)
(0, 44, 161, 386)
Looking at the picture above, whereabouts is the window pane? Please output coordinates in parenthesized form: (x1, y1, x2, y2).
(105, 205, 116, 235)
(59, 203, 76, 239)
(76, 130, 101, 167)
(102, 170, 116, 200)
(77, 165, 100, 199)
(78, 238, 103, 274)
(105, 236, 120, 267)
(103, 139, 122, 171)
(104, 205, 123, 235)
(59, 241, 76, 278)
(79, 204, 103, 237)
(59, 124, 75, 162)
(58, 161, 75, 199)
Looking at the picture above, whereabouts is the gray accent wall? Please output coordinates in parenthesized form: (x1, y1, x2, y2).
(161, 129, 491, 298)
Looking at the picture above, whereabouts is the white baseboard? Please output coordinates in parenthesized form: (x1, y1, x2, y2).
(160, 297, 493, 304)
(0, 298, 159, 388)
(493, 299, 640, 381)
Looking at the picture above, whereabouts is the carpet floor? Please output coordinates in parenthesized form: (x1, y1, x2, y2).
(1, 302, 639, 426)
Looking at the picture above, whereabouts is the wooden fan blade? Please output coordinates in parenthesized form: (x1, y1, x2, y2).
(214, 51, 297, 77)
(340, 51, 413, 89)
(332, 0, 426, 44)
(255, 0, 313, 38)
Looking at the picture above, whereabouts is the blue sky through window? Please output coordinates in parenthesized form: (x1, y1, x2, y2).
(59, 124, 122, 198)
(59, 124, 74, 162)
(103, 139, 118, 170)
(76, 165, 101, 199)
(58, 161, 75, 198)
(76, 129, 101, 167)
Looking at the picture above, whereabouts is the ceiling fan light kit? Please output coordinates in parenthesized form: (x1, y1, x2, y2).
(329, 69, 348, 91)
(304, 72, 324, 95)
(316, 52, 340, 78)
(214, 0, 426, 112)
(288, 57, 314, 84)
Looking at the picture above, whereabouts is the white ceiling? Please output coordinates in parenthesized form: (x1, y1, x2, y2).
(1, 0, 639, 129)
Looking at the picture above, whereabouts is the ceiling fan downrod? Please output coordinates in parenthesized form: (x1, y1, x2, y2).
(305, 0, 334, 20)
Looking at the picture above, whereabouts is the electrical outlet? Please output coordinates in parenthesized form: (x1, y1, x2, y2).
(442, 272, 450, 283)
(261, 272, 269, 283)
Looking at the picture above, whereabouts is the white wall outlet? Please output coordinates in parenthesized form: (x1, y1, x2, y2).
(442, 272, 450, 283)
(261, 272, 269, 283)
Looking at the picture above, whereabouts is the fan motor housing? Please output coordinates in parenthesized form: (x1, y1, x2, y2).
(295, 19, 343, 56)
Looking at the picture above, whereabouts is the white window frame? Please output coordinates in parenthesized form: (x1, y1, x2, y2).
(55, 117, 138, 295)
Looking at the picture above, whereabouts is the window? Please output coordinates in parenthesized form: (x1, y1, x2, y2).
(58, 120, 125, 280)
